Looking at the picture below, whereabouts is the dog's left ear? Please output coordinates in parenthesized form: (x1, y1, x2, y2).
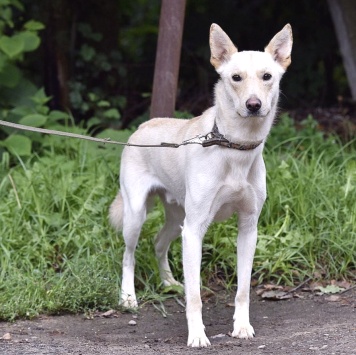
(265, 24, 293, 71)
(210, 23, 238, 69)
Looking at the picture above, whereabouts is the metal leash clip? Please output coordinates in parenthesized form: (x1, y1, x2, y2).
(182, 134, 208, 145)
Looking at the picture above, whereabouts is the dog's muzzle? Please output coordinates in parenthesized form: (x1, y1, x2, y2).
(246, 97, 262, 114)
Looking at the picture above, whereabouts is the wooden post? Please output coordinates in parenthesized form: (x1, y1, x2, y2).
(327, 0, 356, 100)
(150, 0, 186, 118)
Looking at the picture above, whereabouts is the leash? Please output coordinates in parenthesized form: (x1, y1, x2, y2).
(0, 119, 263, 151)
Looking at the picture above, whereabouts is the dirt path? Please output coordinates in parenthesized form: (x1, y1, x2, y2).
(1, 289, 355, 355)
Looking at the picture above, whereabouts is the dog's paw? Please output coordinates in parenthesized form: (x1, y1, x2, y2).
(232, 322, 255, 339)
(120, 294, 138, 309)
(187, 331, 211, 347)
(162, 277, 183, 288)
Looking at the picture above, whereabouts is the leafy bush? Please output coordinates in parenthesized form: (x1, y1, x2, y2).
(0, 0, 49, 156)
(0, 126, 131, 319)
(68, 23, 127, 124)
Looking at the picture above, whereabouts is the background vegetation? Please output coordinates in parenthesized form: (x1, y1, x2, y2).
(0, 0, 352, 132)
(0, 115, 355, 320)
(0, 0, 355, 320)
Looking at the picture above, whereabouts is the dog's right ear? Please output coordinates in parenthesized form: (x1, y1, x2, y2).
(210, 24, 238, 69)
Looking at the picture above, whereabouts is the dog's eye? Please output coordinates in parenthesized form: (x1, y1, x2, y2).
(263, 73, 272, 81)
(232, 74, 242, 82)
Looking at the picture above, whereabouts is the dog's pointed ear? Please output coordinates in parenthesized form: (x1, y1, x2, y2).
(265, 24, 293, 71)
(210, 23, 238, 69)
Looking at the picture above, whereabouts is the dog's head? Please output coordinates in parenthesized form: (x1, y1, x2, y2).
(210, 24, 293, 119)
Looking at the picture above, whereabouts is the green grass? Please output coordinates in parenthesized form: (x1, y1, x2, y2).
(0, 115, 355, 320)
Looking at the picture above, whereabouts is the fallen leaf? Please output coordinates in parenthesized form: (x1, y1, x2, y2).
(261, 290, 293, 300)
(325, 295, 341, 302)
(334, 280, 351, 289)
(201, 289, 215, 302)
(102, 309, 116, 318)
(211, 333, 226, 339)
(318, 285, 345, 294)
(310, 282, 323, 291)
(255, 288, 265, 296)
(2, 333, 11, 340)
(83, 311, 94, 320)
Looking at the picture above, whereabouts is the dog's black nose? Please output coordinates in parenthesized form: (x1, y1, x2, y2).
(246, 97, 262, 113)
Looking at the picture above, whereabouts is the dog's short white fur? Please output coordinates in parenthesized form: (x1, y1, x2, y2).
(109, 23, 293, 347)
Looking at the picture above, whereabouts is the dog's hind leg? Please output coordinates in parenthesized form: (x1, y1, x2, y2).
(119, 186, 148, 308)
(154, 200, 185, 287)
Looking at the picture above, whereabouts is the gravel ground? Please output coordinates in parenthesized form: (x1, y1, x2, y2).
(1, 288, 355, 355)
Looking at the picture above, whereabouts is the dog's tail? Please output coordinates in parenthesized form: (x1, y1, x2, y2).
(109, 192, 124, 231)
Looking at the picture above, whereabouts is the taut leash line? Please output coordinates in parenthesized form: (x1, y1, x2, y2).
(0, 119, 169, 148)
(0, 119, 263, 151)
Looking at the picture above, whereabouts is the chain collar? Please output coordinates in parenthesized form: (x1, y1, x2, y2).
(175, 122, 263, 151)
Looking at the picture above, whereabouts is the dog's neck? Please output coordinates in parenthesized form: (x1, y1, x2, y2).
(204, 122, 264, 150)
(213, 81, 276, 144)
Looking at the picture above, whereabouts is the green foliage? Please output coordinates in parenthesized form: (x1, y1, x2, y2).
(64, 0, 161, 126)
(190, 115, 356, 285)
(0, 0, 348, 130)
(0, 1, 43, 90)
(1, 134, 32, 155)
(0, 115, 355, 320)
(183, 0, 347, 107)
(68, 22, 127, 124)
(256, 115, 356, 283)
(0, 0, 51, 157)
(0, 130, 127, 319)
(0, 86, 71, 156)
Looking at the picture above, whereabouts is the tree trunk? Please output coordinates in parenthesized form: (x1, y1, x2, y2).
(327, 0, 356, 101)
(150, 0, 186, 118)
(43, 0, 71, 111)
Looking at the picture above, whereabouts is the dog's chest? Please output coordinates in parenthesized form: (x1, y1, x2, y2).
(212, 176, 250, 221)
(208, 155, 257, 221)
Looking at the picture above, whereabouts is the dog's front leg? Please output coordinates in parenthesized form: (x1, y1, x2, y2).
(232, 210, 258, 339)
(182, 220, 211, 347)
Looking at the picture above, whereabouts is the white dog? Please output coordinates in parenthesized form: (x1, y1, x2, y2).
(110, 23, 293, 347)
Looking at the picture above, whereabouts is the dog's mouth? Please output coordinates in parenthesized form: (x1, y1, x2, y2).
(238, 110, 270, 119)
